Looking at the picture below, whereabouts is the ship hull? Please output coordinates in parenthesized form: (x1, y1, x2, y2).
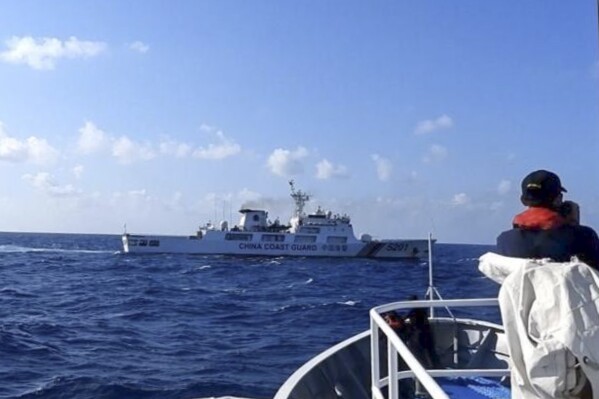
(121, 233, 431, 259)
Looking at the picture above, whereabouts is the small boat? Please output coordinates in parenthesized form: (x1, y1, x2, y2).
(122, 181, 431, 258)
(274, 243, 599, 398)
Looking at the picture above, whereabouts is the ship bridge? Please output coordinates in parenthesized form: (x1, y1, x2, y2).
(302, 207, 351, 227)
(238, 209, 268, 231)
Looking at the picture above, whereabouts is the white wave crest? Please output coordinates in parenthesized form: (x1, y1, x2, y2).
(286, 277, 314, 289)
(0, 245, 113, 254)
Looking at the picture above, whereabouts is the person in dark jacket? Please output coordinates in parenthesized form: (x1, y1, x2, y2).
(496, 169, 599, 269)
(404, 295, 440, 369)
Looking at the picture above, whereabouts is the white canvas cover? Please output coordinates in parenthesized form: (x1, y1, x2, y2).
(479, 252, 599, 398)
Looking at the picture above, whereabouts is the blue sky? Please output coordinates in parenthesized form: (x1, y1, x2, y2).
(0, 1, 597, 244)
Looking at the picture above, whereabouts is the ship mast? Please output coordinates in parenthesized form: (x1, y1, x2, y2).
(289, 180, 310, 217)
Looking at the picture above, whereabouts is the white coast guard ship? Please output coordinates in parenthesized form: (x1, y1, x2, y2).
(121, 181, 431, 258)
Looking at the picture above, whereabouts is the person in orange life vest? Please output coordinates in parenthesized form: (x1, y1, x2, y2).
(496, 170, 599, 269)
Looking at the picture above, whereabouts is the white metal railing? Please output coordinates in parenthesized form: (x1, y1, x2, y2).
(370, 298, 509, 399)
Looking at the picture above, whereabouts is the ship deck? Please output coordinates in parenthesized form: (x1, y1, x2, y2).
(439, 377, 509, 399)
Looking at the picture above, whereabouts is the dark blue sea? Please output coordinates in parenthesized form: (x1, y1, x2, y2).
(0, 233, 500, 399)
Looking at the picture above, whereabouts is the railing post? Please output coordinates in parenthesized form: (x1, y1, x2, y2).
(388, 340, 398, 399)
(370, 314, 381, 398)
(428, 232, 434, 318)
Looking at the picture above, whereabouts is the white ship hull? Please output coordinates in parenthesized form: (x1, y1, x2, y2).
(121, 232, 431, 259)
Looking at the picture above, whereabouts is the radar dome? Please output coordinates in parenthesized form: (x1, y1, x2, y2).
(360, 234, 372, 242)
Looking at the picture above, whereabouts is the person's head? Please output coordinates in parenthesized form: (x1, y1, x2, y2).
(520, 169, 567, 209)
(384, 313, 398, 323)
(383, 311, 402, 327)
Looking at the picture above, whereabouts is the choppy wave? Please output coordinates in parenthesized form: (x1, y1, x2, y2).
(0, 233, 498, 399)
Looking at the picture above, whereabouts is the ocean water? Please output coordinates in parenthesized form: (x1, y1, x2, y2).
(0, 232, 500, 399)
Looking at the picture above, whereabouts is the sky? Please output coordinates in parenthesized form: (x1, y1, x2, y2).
(0, 1, 597, 244)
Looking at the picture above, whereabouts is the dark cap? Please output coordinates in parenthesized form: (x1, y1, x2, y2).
(520, 169, 567, 207)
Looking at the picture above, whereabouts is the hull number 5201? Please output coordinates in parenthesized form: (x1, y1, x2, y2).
(386, 243, 409, 251)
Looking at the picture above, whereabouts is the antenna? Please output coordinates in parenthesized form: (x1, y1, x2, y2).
(427, 233, 435, 317)
(424, 233, 453, 319)
(289, 180, 311, 217)
(213, 196, 217, 224)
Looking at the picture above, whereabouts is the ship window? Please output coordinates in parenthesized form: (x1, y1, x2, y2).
(262, 234, 285, 242)
(129, 239, 138, 246)
(326, 236, 347, 244)
(225, 233, 253, 241)
(299, 227, 320, 234)
(253, 214, 260, 222)
(139, 239, 148, 246)
(149, 240, 160, 247)
(294, 235, 316, 243)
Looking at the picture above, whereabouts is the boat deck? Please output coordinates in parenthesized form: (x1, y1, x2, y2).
(439, 377, 509, 399)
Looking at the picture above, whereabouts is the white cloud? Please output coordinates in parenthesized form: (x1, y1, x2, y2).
(414, 114, 454, 135)
(23, 172, 81, 197)
(192, 130, 241, 160)
(72, 165, 84, 179)
(0, 124, 26, 162)
(77, 121, 108, 154)
(371, 154, 392, 182)
(160, 127, 241, 160)
(422, 144, 448, 163)
(267, 147, 309, 177)
(112, 136, 155, 164)
(0, 36, 106, 70)
(76, 121, 156, 163)
(129, 41, 149, 53)
(127, 189, 150, 199)
(0, 122, 59, 164)
(452, 193, 470, 206)
(497, 179, 511, 195)
(27, 137, 59, 164)
(315, 159, 348, 180)
(76, 121, 241, 163)
(159, 139, 192, 158)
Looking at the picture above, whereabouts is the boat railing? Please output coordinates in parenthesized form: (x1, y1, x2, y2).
(370, 298, 509, 399)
